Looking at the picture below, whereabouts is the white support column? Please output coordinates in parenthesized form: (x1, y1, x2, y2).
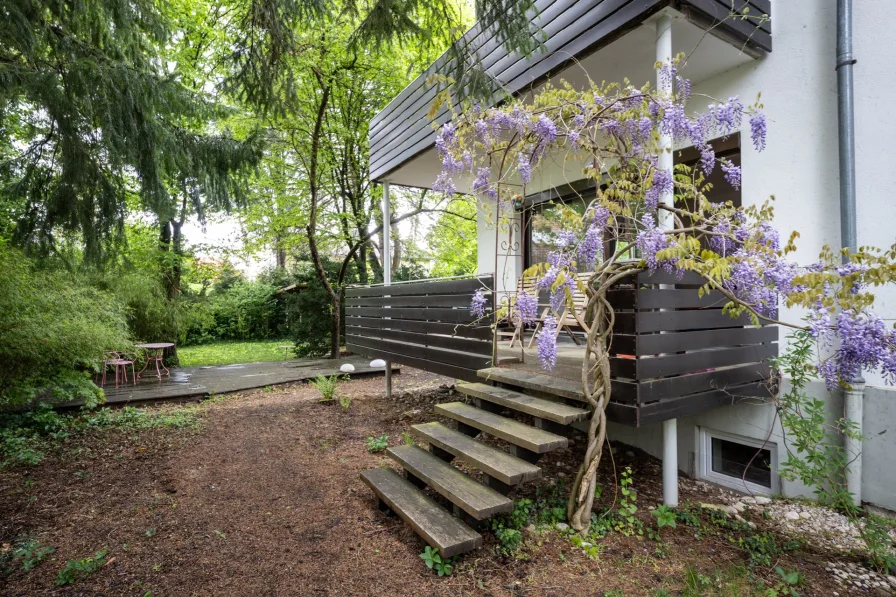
(382, 182, 392, 399)
(656, 13, 674, 229)
(844, 380, 865, 507)
(656, 13, 678, 507)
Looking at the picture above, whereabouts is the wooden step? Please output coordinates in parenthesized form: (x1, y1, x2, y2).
(388, 445, 513, 520)
(435, 402, 568, 454)
(477, 367, 586, 402)
(411, 422, 541, 486)
(360, 467, 482, 557)
(458, 382, 589, 425)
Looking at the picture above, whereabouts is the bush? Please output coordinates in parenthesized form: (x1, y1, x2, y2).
(182, 280, 282, 345)
(0, 248, 132, 406)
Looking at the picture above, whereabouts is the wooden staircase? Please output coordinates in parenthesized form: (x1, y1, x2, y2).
(360, 369, 590, 557)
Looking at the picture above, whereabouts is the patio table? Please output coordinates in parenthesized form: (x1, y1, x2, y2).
(135, 342, 175, 381)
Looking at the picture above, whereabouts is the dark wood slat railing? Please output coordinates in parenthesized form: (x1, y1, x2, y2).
(605, 271, 777, 426)
(345, 276, 494, 382)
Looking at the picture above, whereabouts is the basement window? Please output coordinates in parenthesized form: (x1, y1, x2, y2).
(698, 428, 777, 494)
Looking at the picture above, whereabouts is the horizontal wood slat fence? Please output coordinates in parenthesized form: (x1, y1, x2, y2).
(345, 276, 494, 382)
(605, 270, 778, 427)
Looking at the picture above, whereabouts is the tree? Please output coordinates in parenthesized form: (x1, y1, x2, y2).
(429, 196, 478, 277)
(1, 0, 262, 262)
(236, 14, 474, 358)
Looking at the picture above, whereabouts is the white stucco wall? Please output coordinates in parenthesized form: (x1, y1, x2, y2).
(612, 1, 896, 509)
(474, 1, 896, 509)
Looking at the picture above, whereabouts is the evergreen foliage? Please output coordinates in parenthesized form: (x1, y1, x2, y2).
(0, 0, 263, 260)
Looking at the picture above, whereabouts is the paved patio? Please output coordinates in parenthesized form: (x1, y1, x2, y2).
(87, 356, 398, 407)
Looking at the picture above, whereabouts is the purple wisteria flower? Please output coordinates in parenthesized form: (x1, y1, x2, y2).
(534, 114, 558, 144)
(715, 97, 744, 133)
(556, 229, 577, 248)
(471, 288, 488, 319)
(721, 160, 741, 189)
(472, 167, 498, 200)
(578, 223, 603, 270)
(636, 214, 672, 272)
(518, 154, 532, 184)
(750, 111, 767, 151)
(817, 309, 896, 388)
(516, 290, 538, 325)
(433, 173, 456, 197)
(474, 119, 489, 143)
(646, 168, 673, 212)
(699, 145, 715, 175)
(537, 315, 558, 370)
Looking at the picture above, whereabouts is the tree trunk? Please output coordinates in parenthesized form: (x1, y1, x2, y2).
(330, 290, 341, 358)
(391, 224, 402, 274)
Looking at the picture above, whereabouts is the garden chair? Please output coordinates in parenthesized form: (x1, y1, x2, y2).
(527, 274, 588, 349)
(495, 275, 540, 348)
(101, 351, 136, 389)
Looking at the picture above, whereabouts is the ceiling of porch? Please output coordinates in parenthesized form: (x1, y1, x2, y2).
(376, 8, 761, 194)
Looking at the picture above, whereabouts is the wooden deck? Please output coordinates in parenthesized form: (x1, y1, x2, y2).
(84, 356, 397, 408)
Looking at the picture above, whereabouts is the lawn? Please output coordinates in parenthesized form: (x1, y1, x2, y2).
(177, 340, 292, 367)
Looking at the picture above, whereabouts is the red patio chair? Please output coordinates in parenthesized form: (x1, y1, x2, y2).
(101, 351, 136, 388)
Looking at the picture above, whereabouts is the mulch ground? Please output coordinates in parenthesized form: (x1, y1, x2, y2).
(0, 367, 860, 596)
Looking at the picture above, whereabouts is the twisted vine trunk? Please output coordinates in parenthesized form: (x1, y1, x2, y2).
(567, 264, 644, 532)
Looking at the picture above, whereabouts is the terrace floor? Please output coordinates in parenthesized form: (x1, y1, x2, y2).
(87, 356, 398, 408)
(496, 336, 589, 384)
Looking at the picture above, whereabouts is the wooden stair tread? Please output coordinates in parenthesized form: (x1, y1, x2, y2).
(388, 445, 513, 520)
(360, 467, 482, 557)
(411, 422, 541, 486)
(435, 402, 568, 454)
(477, 367, 586, 402)
(458, 382, 589, 424)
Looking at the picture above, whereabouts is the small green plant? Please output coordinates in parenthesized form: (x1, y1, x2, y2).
(365, 434, 389, 453)
(674, 506, 702, 528)
(683, 565, 712, 596)
(401, 431, 414, 445)
(55, 548, 109, 586)
(603, 590, 625, 597)
(613, 467, 642, 536)
(486, 498, 534, 556)
(738, 533, 785, 568)
(338, 394, 352, 411)
(653, 590, 671, 597)
(144, 528, 156, 537)
(774, 331, 895, 572)
(1, 539, 54, 574)
(569, 533, 602, 559)
(419, 546, 454, 576)
(772, 566, 803, 596)
(310, 374, 342, 403)
(494, 528, 522, 556)
(651, 504, 677, 532)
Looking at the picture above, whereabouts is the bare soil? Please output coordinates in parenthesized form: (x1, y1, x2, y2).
(0, 368, 862, 596)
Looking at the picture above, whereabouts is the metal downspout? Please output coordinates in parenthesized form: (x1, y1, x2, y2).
(836, 0, 864, 507)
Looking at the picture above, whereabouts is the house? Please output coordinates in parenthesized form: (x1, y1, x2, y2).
(351, 0, 896, 554)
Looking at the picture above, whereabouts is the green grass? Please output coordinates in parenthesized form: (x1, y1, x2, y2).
(178, 340, 292, 367)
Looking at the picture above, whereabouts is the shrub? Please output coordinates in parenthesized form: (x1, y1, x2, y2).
(182, 280, 282, 345)
(0, 248, 132, 407)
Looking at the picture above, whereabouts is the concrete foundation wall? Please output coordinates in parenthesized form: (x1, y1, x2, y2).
(608, 382, 896, 512)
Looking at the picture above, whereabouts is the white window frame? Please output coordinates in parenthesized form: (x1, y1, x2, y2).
(698, 427, 778, 495)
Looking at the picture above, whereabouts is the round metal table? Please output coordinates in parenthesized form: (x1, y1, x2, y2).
(135, 342, 175, 381)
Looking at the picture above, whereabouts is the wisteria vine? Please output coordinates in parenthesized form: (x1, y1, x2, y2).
(435, 61, 896, 531)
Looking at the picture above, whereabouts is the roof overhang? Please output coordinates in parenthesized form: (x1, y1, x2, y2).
(370, 0, 770, 189)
